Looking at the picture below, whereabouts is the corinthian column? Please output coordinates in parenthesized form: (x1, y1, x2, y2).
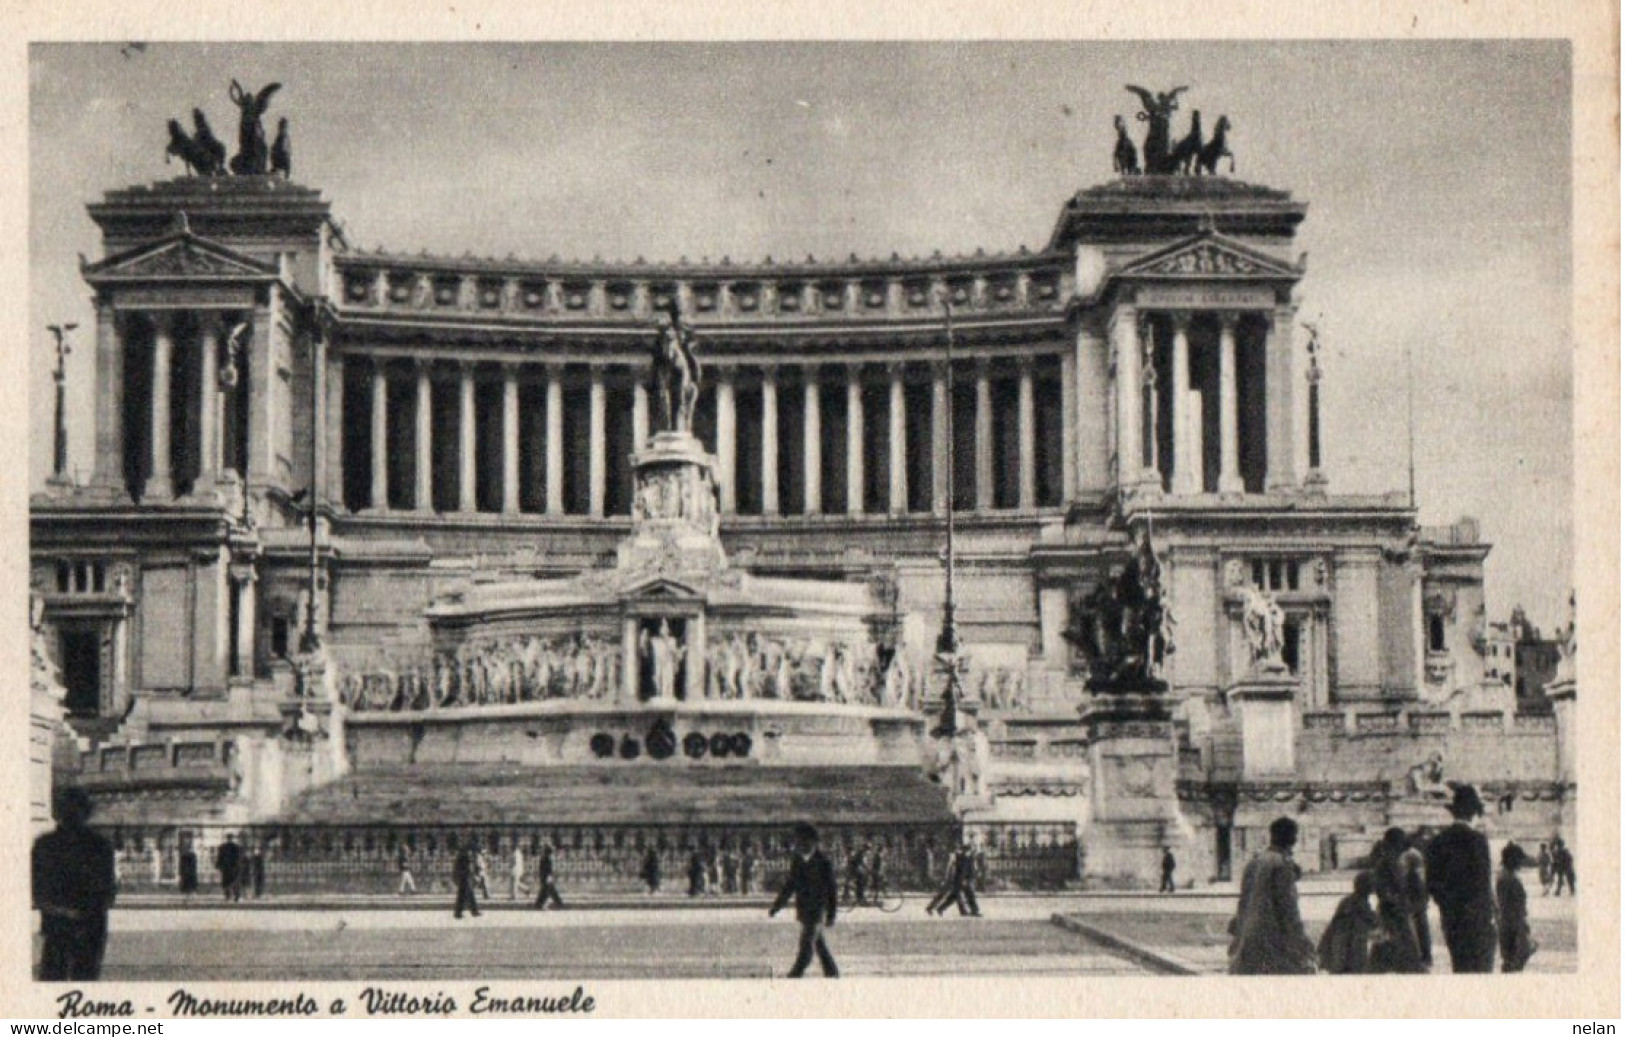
(458, 363, 477, 512)
(930, 362, 948, 514)
(1170, 313, 1198, 495)
(1217, 312, 1243, 494)
(761, 369, 779, 515)
(1017, 357, 1036, 509)
(149, 314, 175, 500)
(715, 370, 736, 513)
(888, 363, 907, 514)
(197, 319, 219, 487)
(545, 366, 564, 516)
(414, 360, 433, 511)
(501, 363, 520, 514)
(588, 365, 606, 518)
(370, 359, 388, 511)
(974, 358, 993, 510)
(846, 364, 865, 516)
(803, 370, 822, 514)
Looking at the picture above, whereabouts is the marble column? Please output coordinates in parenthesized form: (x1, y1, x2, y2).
(1061, 347, 1078, 501)
(1017, 357, 1037, 509)
(545, 366, 564, 516)
(149, 314, 175, 499)
(1266, 307, 1300, 491)
(370, 359, 388, 510)
(414, 360, 433, 511)
(325, 352, 345, 505)
(847, 364, 866, 516)
(888, 363, 908, 514)
(715, 371, 736, 513)
(233, 569, 257, 680)
(761, 368, 779, 516)
(1110, 305, 1140, 490)
(588, 366, 607, 518)
(91, 303, 125, 492)
(803, 370, 822, 513)
(501, 363, 520, 514)
(632, 377, 650, 453)
(458, 363, 477, 512)
(1170, 314, 1199, 495)
(1217, 312, 1244, 494)
(198, 319, 220, 486)
(930, 362, 949, 515)
(974, 358, 993, 510)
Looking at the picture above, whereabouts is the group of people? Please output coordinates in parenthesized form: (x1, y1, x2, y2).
(1231, 785, 1567, 975)
(435, 842, 566, 918)
(209, 833, 267, 901)
(656, 845, 760, 896)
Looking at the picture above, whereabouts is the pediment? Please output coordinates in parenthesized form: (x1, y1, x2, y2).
(83, 231, 278, 284)
(1113, 232, 1302, 282)
(621, 576, 703, 601)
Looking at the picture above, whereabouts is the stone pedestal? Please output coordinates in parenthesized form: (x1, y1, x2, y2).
(616, 431, 726, 575)
(1228, 667, 1299, 780)
(1079, 693, 1191, 887)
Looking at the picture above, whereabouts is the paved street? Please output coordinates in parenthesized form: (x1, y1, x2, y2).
(69, 891, 1578, 980)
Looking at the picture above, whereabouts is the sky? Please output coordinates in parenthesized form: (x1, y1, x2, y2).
(28, 41, 1573, 630)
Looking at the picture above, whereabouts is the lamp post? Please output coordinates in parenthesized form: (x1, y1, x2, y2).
(47, 324, 77, 481)
(932, 294, 965, 738)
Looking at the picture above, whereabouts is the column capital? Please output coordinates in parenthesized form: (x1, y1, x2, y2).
(761, 365, 779, 386)
(1014, 353, 1036, 373)
(1167, 311, 1193, 332)
(885, 360, 909, 379)
(845, 360, 867, 379)
(972, 355, 993, 375)
(1216, 310, 1243, 331)
(149, 310, 176, 335)
(410, 354, 435, 373)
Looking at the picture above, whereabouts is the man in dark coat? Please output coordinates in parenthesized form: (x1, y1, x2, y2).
(641, 846, 662, 894)
(533, 844, 564, 910)
(769, 822, 840, 977)
(1228, 817, 1316, 974)
(215, 833, 243, 902)
(452, 842, 481, 919)
(1159, 847, 1177, 893)
(1425, 784, 1496, 972)
(33, 787, 116, 981)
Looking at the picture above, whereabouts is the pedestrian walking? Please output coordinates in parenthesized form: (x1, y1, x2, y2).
(249, 840, 266, 898)
(452, 843, 481, 918)
(178, 841, 199, 898)
(1496, 843, 1537, 972)
(687, 849, 706, 896)
(768, 822, 840, 978)
(705, 846, 722, 897)
(925, 844, 961, 915)
(1227, 817, 1316, 974)
(845, 843, 869, 904)
(641, 846, 662, 894)
(1536, 842, 1553, 895)
(1550, 837, 1576, 896)
(740, 845, 757, 896)
(397, 844, 417, 895)
(533, 844, 564, 910)
(510, 845, 527, 901)
(1159, 846, 1177, 893)
(1367, 828, 1427, 973)
(215, 833, 243, 902)
(1316, 871, 1378, 975)
(472, 846, 492, 900)
(721, 847, 740, 894)
(32, 787, 116, 981)
(1424, 785, 1497, 973)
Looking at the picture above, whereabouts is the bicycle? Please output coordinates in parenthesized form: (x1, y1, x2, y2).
(844, 875, 903, 913)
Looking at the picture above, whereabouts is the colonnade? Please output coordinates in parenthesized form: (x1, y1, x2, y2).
(338, 353, 1072, 519)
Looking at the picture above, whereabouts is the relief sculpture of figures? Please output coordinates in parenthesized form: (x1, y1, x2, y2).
(650, 301, 701, 434)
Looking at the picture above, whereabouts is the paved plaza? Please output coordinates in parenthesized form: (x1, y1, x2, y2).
(76, 890, 1578, 980)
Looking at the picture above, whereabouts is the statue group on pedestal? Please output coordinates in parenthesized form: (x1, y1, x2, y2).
(165, 80, 291, 178)
(1064, 526, 1175, 690)
(1114, 85, 1234, 177)
(1240, 582, 1288, 672)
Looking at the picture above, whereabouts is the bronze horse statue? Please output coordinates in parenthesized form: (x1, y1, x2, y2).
(1169, 109, 1204, 175)
(165, 108, 227, 175)
(1112, 115, 1140, 175)
(227, 80, 281, 175)
(1196, 115, 1234, 176)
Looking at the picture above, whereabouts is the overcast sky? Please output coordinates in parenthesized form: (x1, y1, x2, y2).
(28, 41, 1573, 630)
